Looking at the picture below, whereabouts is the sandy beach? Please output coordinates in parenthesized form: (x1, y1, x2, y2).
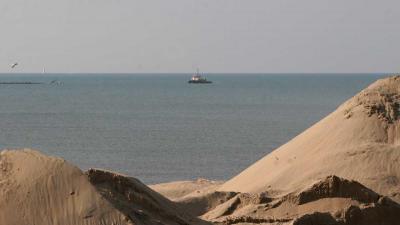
(1, 76, 400, 224)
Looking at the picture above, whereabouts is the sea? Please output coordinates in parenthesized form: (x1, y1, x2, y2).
(0, 73, 385, 184)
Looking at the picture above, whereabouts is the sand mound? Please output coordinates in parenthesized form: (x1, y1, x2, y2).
(202, 176, 400, 225)
(0, 149, 203, 225)
(150, 179, 235, 218)
(219, 76, 400, 202)
(150, 179, 223, 200)
(86, 168, 207, 225)
(293, 175, 380, 205)
(176, 191, 238, 217)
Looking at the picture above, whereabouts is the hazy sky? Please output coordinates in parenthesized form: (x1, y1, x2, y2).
(0, 0, 399, 73)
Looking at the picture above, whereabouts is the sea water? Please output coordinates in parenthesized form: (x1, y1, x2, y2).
(0, 73, 384, 183)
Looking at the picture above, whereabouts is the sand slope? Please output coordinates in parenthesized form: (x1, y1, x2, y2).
(0, 149, 202, 225)
(219, 76, 400, 202)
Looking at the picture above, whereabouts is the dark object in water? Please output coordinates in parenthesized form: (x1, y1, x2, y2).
(0, 82, 42, 84)
(50, 80, 63, 85)
(188, 78, 212, 84)
(188, 69, 212, 84)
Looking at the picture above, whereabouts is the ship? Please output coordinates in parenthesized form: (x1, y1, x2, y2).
(188, 69, 212, 84)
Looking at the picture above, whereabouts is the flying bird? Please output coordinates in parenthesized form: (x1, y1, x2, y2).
(11, 62, 18, 69)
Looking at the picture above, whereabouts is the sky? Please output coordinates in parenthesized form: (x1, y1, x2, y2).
(0, 0, 399, 73)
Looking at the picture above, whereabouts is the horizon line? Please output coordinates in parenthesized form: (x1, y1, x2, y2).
(0, 72, 394, 75)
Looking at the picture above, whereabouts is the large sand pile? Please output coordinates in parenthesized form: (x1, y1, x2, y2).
(219, 76, 400, 202)
(0, 149, 205, 225)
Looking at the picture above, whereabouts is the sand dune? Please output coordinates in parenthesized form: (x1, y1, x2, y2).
(0, 149, 205, 225)
(219, 76, 400, 203)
